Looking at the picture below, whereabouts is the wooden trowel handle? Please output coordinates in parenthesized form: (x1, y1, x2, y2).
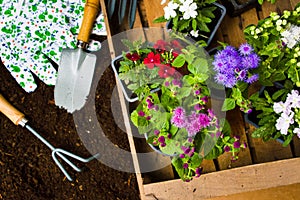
(77, 0, 100, 44)
(0, 94, 25, 125)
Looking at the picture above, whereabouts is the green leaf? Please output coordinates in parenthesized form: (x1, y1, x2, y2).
(172, 157, 185, 179)
(189, 153, 203, 168)
(153, 16, 168, 23)
(172, 54, 186, 68)
(222, 98, 236, 111)
(189, 58, 208, 74)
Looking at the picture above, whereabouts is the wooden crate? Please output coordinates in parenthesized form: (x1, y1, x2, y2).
(101, 0, 300, 199)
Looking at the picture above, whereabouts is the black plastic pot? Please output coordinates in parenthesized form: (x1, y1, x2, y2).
(111, 55, 160, 102)
(166, 2, 226, 47)
(244, 82, 285, 144)
(220, 0, 258, 17)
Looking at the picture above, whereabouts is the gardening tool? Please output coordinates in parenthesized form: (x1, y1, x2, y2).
(0, 94, 98, 181)
(54, 0, 100, 113)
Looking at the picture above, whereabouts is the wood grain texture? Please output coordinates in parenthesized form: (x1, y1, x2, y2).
(144, 157, 300, 199)
(0, 94, 25, 125)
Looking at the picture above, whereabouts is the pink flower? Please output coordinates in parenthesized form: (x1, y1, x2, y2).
(158, 65, 175, 78)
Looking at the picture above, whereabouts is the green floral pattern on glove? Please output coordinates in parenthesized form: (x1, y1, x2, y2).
(0, 0, 106, 92)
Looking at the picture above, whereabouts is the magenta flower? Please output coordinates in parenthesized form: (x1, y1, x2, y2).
(233, 141, 241, 148)
(138, 110, 145, 117)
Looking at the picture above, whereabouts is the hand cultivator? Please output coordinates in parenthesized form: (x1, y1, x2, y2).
(0, 94, 98, 181)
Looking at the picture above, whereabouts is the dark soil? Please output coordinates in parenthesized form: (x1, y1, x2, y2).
(0, 49, 141, 199)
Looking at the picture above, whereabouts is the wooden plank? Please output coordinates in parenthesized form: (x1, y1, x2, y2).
(219, 7, 258, 47)
(290, 0, 300, 9)
(143, 0, 167, 27)
(143, 157, 300, 199)
(201, 159, 216, 174)
(208, 183, 300, 200)
(260, 0, 293, 18)
(100, 1, 146, 200)
(292, 137, 300, 157)
(246, 124, 293, 163)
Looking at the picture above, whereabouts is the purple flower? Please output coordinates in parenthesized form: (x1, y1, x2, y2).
(234, 135, 241, 141)
(194, 104, 203, 111)
(198, 113, 211, 128)
(246, 74, 259, 84)
(147, 102, 154, 109)
(195, 167, 202, 176)
(138, 110, 145, 117)
(160, 143, 166, 147)
(200, 96, 208, 103)
(239, 43, 253, 55)
(224, 145, 230, 152)
(153, 129, 160, 136)
(179, 154, 185, 158)
(171, 107, 186, 128)
(165, 81, 170, 87)
(194, 90, 200, 95)
(233, 141, 241, 148)
(183, 163, 189, 169)
(146, 116, 151, 120)
(158, 136, 165, 143)
(236, 69, 247, 81)
(241, 53, 260, 69)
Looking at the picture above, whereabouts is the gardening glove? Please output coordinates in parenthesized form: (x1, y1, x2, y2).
(0, 0, 106, 93)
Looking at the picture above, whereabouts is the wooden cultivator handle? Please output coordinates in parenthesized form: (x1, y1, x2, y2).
(77, 0, 100, 44)
(0, 94, 25, 125)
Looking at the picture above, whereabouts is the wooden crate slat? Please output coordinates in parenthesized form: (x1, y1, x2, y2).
(260, 0, 293, 19)
(143, 0, 166, 27)
(292, 137, 300, 157)
(207, 183, 300, 200)
(143, 157, 300, 199)
(247, 124, 293, 163)
(290, 0, 300, 8)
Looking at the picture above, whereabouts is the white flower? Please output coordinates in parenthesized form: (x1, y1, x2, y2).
(281, 25, 300, 48)
(163, 2, 179, 20)
(294, 128, 300, 138)
(179, 1, 198, 19)
(161, 0, 167, 5)
(273, 101, 288, 114)
(286, 90, 300, 108)
(190, 29, 199, 37)
(275, 112, 294, 135)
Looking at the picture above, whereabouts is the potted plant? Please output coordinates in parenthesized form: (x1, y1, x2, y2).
(247, 79, 299, 146)
(243, 4, 300, 146)
(114, 32, 247, 181)
(153, 0, 226, 47)
(210, 43, 260, 114)
(220, 0, 258, 17)
(244, 3, 300, 87)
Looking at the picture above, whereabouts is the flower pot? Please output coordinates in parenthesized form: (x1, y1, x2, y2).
(220, 0, 258, 17)
(244, 82, 285, 144)
(166, 2, 226, 47)
(144, 133, 177, 157)
(111, 54, 160, 102)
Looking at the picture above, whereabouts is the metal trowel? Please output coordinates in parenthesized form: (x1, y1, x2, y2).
(54, 0, 100, 113)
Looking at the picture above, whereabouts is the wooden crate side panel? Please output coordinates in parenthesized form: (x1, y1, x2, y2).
(207, 183, 300, 200)
(143, 158, 300, 199)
